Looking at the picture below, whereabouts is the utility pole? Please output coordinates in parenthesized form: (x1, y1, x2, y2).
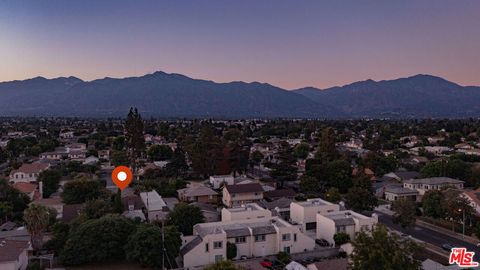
(162, 219, 165, 270)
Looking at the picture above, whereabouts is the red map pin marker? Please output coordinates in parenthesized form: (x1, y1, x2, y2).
(112, 166, 133, 190)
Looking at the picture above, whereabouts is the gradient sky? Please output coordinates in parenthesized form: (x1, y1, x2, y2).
(1, 0, 479, 89)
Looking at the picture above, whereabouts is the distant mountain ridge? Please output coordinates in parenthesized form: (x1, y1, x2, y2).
(0, 72, 479, 118)
(294, 74, 480, 118)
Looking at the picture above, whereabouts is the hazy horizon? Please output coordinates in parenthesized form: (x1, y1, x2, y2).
(1, 0, 479, 89)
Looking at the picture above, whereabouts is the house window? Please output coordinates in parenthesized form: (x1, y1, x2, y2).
(235, 236, 246, 243)
(255, 235, 266, 242)
(336, 226, 346, 232)
(215, 255, 223, 262)
(294, 233, 297, 242)
(282, 234, 290, 241)
(205, 243, 209, 252)
(283, 246, 291, 254)
(213, 241, 223, 249)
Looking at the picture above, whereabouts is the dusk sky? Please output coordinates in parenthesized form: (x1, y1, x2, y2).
(1, 0, 479, 89)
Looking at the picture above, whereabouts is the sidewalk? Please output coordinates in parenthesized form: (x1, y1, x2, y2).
(416, 219, 479, 245)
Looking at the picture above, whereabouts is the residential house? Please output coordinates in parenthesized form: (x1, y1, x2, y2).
(178, 186, 218, 204)
(384, 186, 419, 201)
(209, 175, 234, 189)
(39, 151, 62, 160)
(0, 239, 31, 270)
(33, 197, 64, 219)
(9, 163, 50, 184)
(457, 148, 480, 156)
(98, 150, 110, 160)
(316, 210, 378, 245)
(191, 202, 220, 223)
(66, 143, 86, 152)
(83, 156, 99, 165)
(403, 177, 464, 196)
(290, 198, 340, 232)
(59, 131, 74, 140)
(462, 189, 480, 215)
(140, 190, 169, 222)
(383, 170, 420, 181)
(221, 203, 272, 221)
(180, 217, 315, 269)
(68, 150, 86, 161)
(222, 183, 264, 208)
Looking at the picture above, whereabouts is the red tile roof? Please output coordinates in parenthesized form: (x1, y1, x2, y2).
(11, 163, 49, 174)
(13, 182, 37, 193)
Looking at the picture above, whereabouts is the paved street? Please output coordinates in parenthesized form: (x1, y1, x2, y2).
(376, 211, 480, 261)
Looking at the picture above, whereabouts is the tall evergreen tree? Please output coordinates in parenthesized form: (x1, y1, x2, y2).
(270, 142, 297, 188)
(125, 107, 146, 180)
(316, 127, 339, 163)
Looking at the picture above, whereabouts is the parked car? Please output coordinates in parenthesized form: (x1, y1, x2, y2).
(260, 259, 273, 268)
(442, 243, 454, 251)
(315, 239, 330, 247)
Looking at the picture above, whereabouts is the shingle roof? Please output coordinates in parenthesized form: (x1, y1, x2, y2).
(404, 177, 464, 185)
(11, 163, 49, 174)
(225, 183, 264, 194)
(394, 171, 420, 180)
(0, 239, 30, 262)
(384, 186, 418, 195)
(178, 186, 217, 197)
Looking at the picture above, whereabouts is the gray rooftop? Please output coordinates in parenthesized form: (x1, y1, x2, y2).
(404, 177, 464, 185)
(384, 186, 418, 195)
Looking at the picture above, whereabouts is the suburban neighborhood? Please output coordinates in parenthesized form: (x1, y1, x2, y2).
(1, 115, 480, 270)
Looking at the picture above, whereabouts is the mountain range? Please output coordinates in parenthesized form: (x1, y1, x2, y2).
(0, 71, 479, 118)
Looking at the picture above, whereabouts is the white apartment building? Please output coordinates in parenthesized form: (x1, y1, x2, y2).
(316, 210, 378, 245)
(221, 203, 272, 222)
(403, 177, 464, 195)
(180, 217, 315, 269)
(290, 198, 340, 231)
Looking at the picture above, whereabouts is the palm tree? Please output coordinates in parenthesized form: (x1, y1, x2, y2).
(24, 204, 50, 250)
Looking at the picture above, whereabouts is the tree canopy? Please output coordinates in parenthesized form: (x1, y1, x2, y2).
(351, 225, 420, 270)
(125, 224, 181, 269)
(167, 203, 205, 235)
(61, 215, 135, 265)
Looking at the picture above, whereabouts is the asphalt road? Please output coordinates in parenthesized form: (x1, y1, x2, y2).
(375, 211, 480, 261)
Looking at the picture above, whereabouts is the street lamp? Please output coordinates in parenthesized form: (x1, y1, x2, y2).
(458, 208, 465, 239)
